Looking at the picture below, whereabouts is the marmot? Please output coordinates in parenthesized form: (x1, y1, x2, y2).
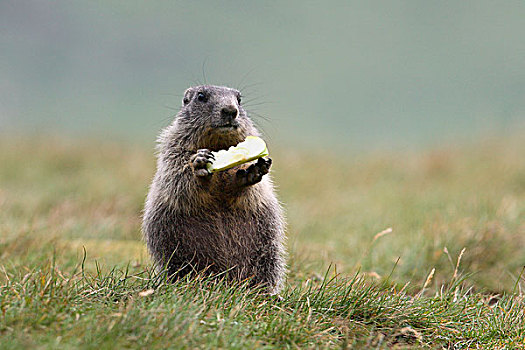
(142, 85, 286, 294)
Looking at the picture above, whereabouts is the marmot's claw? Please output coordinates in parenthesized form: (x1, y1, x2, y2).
(236, 157, 272, 186)
(191, 149, 213, 177)
(200, 149, 215, 160)
(257, 157, 271, 173)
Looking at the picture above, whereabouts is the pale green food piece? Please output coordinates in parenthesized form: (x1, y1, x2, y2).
(206, 136, 269, 173)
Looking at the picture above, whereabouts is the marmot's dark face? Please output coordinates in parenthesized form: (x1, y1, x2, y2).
(177, 85, 257, 151)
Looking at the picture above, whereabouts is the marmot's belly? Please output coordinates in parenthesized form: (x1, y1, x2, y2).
(174, 210, 272, 272)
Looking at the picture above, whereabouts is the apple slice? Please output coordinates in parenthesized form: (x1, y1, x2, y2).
(206, 136, 269, 173)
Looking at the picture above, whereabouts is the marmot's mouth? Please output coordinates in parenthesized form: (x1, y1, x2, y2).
(202, 123, 244, 152)
(213, 124, 239, 132)
(214, 121, 239, 128)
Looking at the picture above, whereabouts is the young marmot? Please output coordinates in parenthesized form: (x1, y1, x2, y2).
(142, 85, 286, 293)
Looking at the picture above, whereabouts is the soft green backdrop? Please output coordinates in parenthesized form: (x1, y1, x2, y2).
(1, 1, 524, 148)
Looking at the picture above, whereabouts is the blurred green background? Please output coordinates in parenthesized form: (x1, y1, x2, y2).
(1, 1, 524, 149)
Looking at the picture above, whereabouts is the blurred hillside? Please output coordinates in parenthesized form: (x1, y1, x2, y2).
(1, 1, 524, 149)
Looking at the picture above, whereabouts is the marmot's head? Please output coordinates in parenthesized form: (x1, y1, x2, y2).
(170, 85, 259, 151)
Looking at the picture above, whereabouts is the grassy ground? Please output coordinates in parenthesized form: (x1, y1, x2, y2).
(0, 132, 524, 348)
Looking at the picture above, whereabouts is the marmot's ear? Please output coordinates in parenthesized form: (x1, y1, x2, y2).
(182, 88, 194, 106)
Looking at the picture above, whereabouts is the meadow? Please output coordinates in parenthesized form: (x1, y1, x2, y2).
(0, 131, 524, 348)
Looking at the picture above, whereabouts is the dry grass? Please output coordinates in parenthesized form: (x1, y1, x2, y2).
(1, 131, 524, 348)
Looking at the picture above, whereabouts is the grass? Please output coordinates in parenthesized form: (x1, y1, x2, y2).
(0, 132, 524, 348)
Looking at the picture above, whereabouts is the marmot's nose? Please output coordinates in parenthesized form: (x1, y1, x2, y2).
(220, 105, 238, 123)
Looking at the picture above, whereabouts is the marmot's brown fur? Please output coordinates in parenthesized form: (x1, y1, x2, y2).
(142, 85, 286, 293)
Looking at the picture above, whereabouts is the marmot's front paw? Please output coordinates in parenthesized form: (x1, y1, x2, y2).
(236, 158, 272, 186)
(191, 149, 214, 177)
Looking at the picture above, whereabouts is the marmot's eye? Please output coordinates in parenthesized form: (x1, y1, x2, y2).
(183, 97, 189, 105)
(197, 92, 207, 102)
(236, 94, 241, 104)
